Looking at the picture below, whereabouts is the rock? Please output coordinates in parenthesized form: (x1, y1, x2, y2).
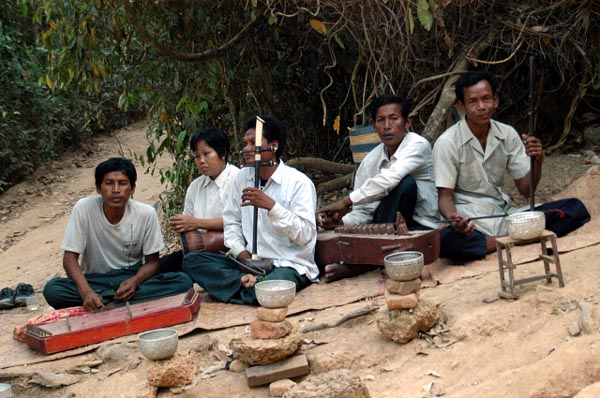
(230, 332, 304, 365)
(145, 352, 198, 387)
(28, 372, 81, 388)
(306, 351, 360, 374)
(579, 302, 595, 332)
(270, 379, 297, 397)
(257, 306, 289, 322)
(251, 319, 294, 339)
(229, 359, 248, 373)
(574, 381, 600, 398)
(282, 369, 371, 398)
(568, 322, 581, 336)
(385, 291, 419, 310)
(377, 299, 440, 344)
(189, 335, 217, 353)
(385, 278, 421, 295)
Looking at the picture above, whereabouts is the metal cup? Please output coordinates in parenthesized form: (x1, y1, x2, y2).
(0, 383, 13, 398)
(25, 295, 39, 311)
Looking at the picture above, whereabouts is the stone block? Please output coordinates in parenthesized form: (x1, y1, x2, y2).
(385, 291, 419, 310)
(145, 352, 198, 387)
(385, 278, 421, 295)
(246, 354, 309, 387)
(251, 319, 293, 339)
(257, 306, 288, 322)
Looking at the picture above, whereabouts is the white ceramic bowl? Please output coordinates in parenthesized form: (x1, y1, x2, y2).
(384, 251, 424, 281)
(138, 328, 178, 360)
(506, 211, 545, 240)
(255, 280, 296, 308)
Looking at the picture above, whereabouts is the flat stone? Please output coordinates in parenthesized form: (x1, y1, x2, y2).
(257, 306, 288, 322)
(385, 291, 419, 310)
(251, 319, 293, 339)
(282, 369, 371, 398)
(145, 352, 198, 387)
(270, 379, 297, 397)
(230, 332, 304, 366)
(246, 354, 309, 387)
(385, 278, 421, 295)
(377, 299, 440, 344)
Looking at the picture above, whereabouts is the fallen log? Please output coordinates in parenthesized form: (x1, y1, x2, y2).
(287, 157, 355, 175)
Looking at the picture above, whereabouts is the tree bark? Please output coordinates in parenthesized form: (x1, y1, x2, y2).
(287, 157, 355, 175)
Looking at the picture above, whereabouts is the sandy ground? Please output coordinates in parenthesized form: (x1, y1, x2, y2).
(0, 122, 599, 398)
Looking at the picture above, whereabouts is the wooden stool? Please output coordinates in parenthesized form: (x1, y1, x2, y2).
(496, 230, 564, 297)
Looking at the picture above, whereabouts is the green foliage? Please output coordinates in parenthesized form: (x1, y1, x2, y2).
(0, 0, 141, 192)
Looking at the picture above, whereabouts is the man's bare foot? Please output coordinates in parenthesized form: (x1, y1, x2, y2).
(322, 263, 379, 283)
(241, 273, 257, 288)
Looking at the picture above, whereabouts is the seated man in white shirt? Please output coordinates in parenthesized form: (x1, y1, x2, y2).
(43, 157, 193, 311)
(182, 115, 319, 305)
(317, 94, 439, 282)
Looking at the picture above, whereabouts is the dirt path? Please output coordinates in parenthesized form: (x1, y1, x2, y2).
(1, 122, 599, 398)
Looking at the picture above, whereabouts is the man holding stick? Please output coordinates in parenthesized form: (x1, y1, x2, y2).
(433, 69, 590, 262)
(182, 115, 318, 305)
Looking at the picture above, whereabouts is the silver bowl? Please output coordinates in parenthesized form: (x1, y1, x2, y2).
(138, 328, 178, 360)
(384, 251, 424, 281)
(506, 211, 545, 240)
(255, 280, 296, 308)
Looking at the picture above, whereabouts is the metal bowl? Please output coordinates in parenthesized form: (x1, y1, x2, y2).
(138, 328, 178, 360)
(255, 280, 296, 308)
(506, 211, 545, 240)
(383, 251, 424, 281)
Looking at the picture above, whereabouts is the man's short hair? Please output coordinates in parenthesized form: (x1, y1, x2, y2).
(242, 115, 287, 160)
(189, 126, 231, 161)
(370, 94, 411, 121)
(454, 70, 499, 103)
(95, 158, 137, 188)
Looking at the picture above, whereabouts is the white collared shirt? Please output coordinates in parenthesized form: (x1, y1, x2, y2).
(183, 163, 240, 226)
(343, 132, 439, 228)
(433, 118, 530, 235)
(223, 161, 319, 281)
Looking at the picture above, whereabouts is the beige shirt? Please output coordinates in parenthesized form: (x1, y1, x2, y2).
(343, 132, 439, 228)
(433, 118, 530, 236)
(61, 196, 164, 274)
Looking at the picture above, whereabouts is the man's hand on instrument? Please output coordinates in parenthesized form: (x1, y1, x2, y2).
(317, 197, 352, 223)
(316, 210, 340, 230)
(241, 187, 275, 210)
(237, 250, 252, 265)
(114, 277, 138, 302)
(169, 214, 196, 233)
(522, 134, 544, 161)
(449, 213, 475, 235)
(81, 289, 104, 312)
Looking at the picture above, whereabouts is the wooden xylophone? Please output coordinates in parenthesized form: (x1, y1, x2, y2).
(315, 215, 441, 269)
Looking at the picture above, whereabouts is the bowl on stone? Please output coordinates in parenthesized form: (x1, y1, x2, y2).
(255, 280, 296, 308)
(138, 328, 178, 360)
(383, 251, 424, 281)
